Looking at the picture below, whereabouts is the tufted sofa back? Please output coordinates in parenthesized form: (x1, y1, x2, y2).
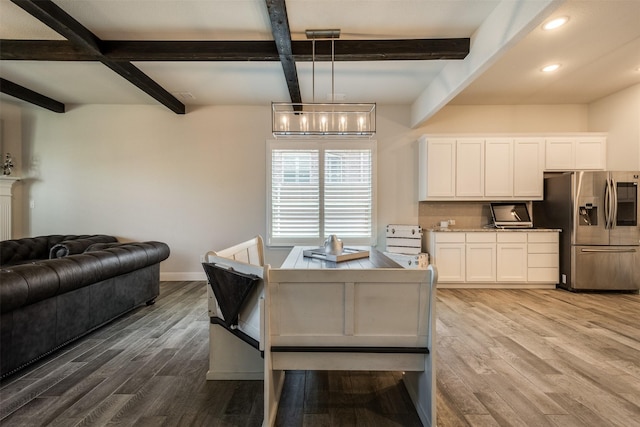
(0, 235, 117, 267)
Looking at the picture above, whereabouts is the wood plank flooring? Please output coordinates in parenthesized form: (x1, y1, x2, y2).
(1, 282, 639, 426)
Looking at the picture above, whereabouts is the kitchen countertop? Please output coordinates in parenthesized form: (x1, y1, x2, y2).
(429, 227, 562, 232)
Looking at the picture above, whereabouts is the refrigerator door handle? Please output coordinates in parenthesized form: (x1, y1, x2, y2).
(603, 177, 609, 229)
(581, 248, 637, 253)
(611, 175, 618, 228)
(604, 175, 612, 229)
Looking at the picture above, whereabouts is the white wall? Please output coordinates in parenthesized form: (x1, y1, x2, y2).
(588, 83, 640, 170)
(418, 104, 589, 133)
(0, 100, 602, 278)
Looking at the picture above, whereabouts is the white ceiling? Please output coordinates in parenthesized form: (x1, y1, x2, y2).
(1, 0, 639, 126)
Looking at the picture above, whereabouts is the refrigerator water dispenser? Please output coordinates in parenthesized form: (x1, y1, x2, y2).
(579, 204, 597, 226)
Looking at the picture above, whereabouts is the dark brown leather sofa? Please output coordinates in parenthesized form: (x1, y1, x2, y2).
(0, 235, 170, 378)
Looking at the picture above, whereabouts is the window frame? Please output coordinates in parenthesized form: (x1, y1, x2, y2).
(266, 139, 377, 247)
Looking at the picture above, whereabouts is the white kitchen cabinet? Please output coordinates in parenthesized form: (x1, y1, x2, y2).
(418, 137, 456, 199)
(418, 137, 485, 200)
(484, 138, 544, 200)
(456, 139, 484, 197)
(545, 138, 575, 170)
(485, 138, 513, 198)
(545, 136, 606, 171)
(428, 231, 558, 287)
(428, 232, 465, 282)
(485, 138, 544, 200)
(527, 232, 559, 282)
(496, 232, 528, 282)
(420, 135, 545, 201)
(465, 233, 496, 282)
(575, 137, 606, 169)
(513, 138, 545, 198)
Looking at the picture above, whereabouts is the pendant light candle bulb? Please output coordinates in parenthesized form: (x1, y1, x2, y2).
(281, 115, 289, 131)
(339, 115, 346, 132)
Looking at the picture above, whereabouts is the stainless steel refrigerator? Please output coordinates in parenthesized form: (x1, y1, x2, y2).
(533, 171, 640, 291)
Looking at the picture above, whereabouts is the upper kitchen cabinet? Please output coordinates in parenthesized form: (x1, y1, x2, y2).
(419, 136, 544, 201)
(485, 138, 544, 200)
(545, 134, 607, 171)
(485, 138, 514, 198)
(456, 139, 485, 198)
(513, 138, 545, 198)
(418, 137, 456, 199)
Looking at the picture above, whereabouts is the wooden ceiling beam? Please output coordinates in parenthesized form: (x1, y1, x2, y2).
(9, 0, 185, 114)
(0, 78, 65, 113)
(0, 40, 98, 61)
(265, 0, 302, 106)
(103, 41, 281, 62)
(2, 38, 470, 62)
(294, 38, 470, 61)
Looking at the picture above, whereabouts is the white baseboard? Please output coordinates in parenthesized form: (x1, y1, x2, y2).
(437, 283, 556, 289)
(160, 272, 207, 281)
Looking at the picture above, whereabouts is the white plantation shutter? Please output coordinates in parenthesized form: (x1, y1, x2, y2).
(268, 140, 376, 246)
(270, 149, 320, 239)
(324, 150, 372, 237)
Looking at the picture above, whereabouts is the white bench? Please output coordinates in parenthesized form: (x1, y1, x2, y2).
(263, 265, 437, 427)
(203, 241, 438, 426)
(203, 236, 266, 380)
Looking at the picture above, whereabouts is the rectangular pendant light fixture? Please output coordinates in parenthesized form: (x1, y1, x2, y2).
(272, 29, 376, 138)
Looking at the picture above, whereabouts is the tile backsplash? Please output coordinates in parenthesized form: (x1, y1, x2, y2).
(418, 201, 493, 230)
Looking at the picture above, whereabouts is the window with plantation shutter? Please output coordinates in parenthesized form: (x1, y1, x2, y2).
(267, 140, 376, 247)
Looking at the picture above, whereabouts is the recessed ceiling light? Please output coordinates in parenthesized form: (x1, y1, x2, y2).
(542, 16, 569, 30)
(541, 64, 561, 73)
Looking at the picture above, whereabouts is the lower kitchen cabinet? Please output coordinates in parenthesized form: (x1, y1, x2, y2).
(466, 233, 496, 282)
(430, 232, 466, 282)
(527, 232, 560, 282)
(496, 233, 527, 282)
(428, 230, 559, 288)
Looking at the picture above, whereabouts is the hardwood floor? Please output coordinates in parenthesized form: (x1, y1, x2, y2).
(1, 282, 639, 426)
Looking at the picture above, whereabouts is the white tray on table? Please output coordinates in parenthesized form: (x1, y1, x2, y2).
(303, 247, 370, 262)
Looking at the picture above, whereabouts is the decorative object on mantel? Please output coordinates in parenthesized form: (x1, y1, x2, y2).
(2, 153, 14, 176)
(272, 29, 376, 138)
